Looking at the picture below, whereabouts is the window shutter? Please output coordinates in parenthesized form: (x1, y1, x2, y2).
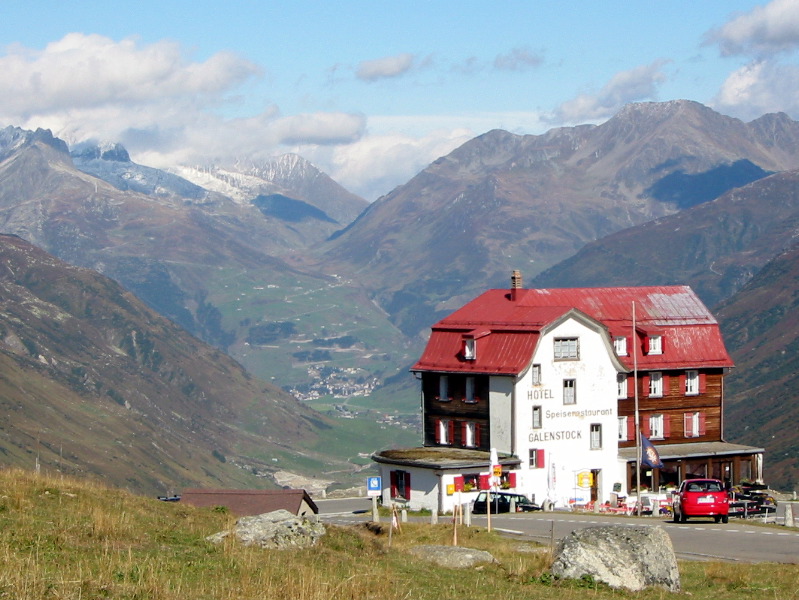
(479, 474, 490, 490)
(663, 415, 671, 438)
(434, 419, 442, 444)
(404, 472, 411, 500)
(699, 373, 707, 394)
(626, 416, 635, 441)
(508, 472, 517, 488)
(645, 336, 651, 354)
(461, 421, 468, 447)
(454, 475, 464, 492)
(474, 423, 482, 448)
(626, 374, 634, 398)
(679, 373, 687, 395)
(536, 449, 545, 469)
(662, 374, 670, 395)
(643, 418, 651, 437)
(698, 412, 707, 436)
(390, 471, 398, 498)
(684, 413, 693, 437)
(643, 374, 651, 396)
(660, 335, 666, 354)
(448, 420, 455, 445)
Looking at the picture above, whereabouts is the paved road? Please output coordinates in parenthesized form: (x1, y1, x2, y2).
(315, 498, 799, 564)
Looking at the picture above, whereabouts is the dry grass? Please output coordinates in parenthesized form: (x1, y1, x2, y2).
(0, 467, 797, 599)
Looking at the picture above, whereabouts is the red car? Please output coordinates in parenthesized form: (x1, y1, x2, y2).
(672, 478, 729, 523)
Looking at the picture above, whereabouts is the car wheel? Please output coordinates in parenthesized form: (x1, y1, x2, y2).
(721, 515, 729, 524)
(680, 511, 688, 523)
(714, 515, 721, 523)
(673, 508, 680, 523)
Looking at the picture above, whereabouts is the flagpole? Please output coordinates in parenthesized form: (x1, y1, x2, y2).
(633, 301, 641, 516)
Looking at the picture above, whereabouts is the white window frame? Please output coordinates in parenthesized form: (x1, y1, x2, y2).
(590, 423, 602, 450)
(529, 448, 541, 468)
(648, 335, 662, 355)
(648, 371, 663, 398)
(614, 336, 627, 356)
(685, 370, 699, 396)
(649, 414, 664, 439)
(463, 338, 476, 360)
(563, 379, 576, 405)
(685, 411, 700, 438)
(618, 416, 628, 441)
(554, 337, 579, 360)
(438, 419, 451, 444)
(617, 373, 627, 399)
(531, 364, 542, 385)
(532, 405, 543, 429)
(464, 421, 477, 447)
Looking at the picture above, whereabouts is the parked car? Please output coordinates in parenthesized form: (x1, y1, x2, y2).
(672, 478, 729, 523)
(471, 491, 541, 514)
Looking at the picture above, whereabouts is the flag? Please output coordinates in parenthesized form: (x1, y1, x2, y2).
(641, 435, 663, 469)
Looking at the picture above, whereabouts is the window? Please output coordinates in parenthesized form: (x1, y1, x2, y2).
(617, 373, 628, 399)
(532, 405, 543, 429)
(529, 448, 545, 469)
(531, 364, 542, 385)
(554, 337, 579, 360)
(684, 411, 705, 438)
(685, 370, 699, 395)
(463, 338, 476, 360)
(438, 375, 450, 401)
(648, 372, 663, 397)
(614, 337, 628, 356)
(590, 424, 602, 450)
(464, 376, 478, 403)
(390, 470, 411, 500)
(563, 379, 576, 405)
(649, 414, 664, 439)
(618, 416, 628, 441)
(462, 421, 481, 448)
(648, 335, 662, 355)
(436, 419, 453, 445)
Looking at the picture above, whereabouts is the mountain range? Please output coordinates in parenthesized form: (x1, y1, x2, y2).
(2, 99, 799, 489)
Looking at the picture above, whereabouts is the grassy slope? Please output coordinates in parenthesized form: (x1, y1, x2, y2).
(1, 469, 797, 600)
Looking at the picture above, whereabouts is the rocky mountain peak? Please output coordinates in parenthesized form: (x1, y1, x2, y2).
(70, 141, 131, 162)
(0, 126, 69, 161)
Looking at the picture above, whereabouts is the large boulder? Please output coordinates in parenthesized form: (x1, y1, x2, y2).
(206, 509, 326, 549)
(551, 525, 680, 592)
(408, 545, 496, 569)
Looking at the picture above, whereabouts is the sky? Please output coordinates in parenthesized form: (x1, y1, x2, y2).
(2, 1, 799, 201)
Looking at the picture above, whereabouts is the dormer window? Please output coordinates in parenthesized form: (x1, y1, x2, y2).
(614, 337, 627, 356)
(463, 338, 476, 360)
(648, 335, 663, 355)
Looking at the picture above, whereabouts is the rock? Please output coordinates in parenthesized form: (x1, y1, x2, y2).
(206, 509, 326, 550)
(408, 544, 496, 569)
(551, 525, 680, 592)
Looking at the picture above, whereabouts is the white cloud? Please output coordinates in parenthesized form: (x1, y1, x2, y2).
(551, 60, 669, 124)
(493, 47, 543, 71)
(712, 60, 799, 119)
(356, 53, 415, 81)
(708, 0, 799, 56)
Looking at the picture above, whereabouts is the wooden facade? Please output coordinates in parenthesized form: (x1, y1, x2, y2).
(422, 373, 489, 450)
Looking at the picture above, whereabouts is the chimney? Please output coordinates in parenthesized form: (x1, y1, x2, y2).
(510, 269, 522, 301)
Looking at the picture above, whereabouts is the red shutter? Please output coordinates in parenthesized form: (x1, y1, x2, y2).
(404, 472, 411, 500)
(390, 471, 398, 498)
(662, 374, 670, 395)
(661, 335, 666, 354)
(508, 472, 517, 488)
(434, 419, 442, 444)
(448, 420, 455, 445)
(698, 412, 707, 436)
(461, 422, 468, 447)
(643, 374, 651, 396)
(663, 415, 671, 438)
(699, 373, 707, 394)
(645, 336, 651, 354)
(684, 413, 693, 437)
(626, 416, 635, 441)
(474, 423, 482, 448)
(643, 418, 651, 437)
(679, 373, 687, 395)
(454, 475, 464, 492)
(536, 449, 545, 469)
(479, 474, 490, 490)
(626, 374, 634, 398)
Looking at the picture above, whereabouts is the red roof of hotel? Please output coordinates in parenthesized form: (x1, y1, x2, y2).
(412, 286, 733, 374)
